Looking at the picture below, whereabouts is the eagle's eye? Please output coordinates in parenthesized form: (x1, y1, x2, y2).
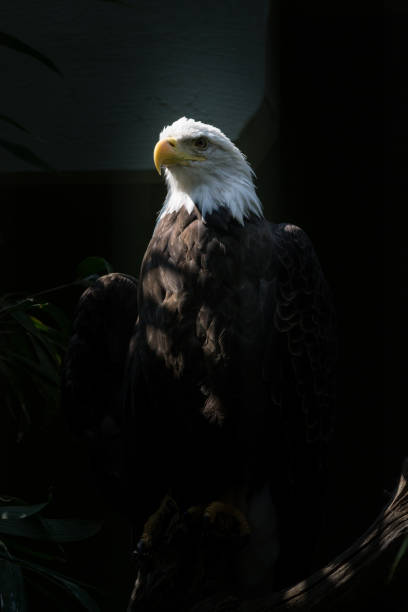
(193, 137, 208, 150)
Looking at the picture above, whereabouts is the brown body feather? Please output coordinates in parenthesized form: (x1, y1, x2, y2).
(132, 206, 278, 502)
(64, 203, 336, 586)
(125, 205, 336, 578)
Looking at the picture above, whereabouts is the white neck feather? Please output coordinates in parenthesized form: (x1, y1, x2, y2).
(157, 161, 263, 226)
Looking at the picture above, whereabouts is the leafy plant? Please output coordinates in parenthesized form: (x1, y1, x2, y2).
(0, 497, 102, 611)
(0, 294, 70, 441)
(0, 256, 113, 441)
(0, 256, 113, 610)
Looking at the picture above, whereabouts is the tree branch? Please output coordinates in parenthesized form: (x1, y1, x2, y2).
(128, 460, 408, 611)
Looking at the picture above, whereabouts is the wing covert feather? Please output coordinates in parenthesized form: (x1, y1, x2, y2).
(265, 223, 337, 474)
(62, 272, 138, 507)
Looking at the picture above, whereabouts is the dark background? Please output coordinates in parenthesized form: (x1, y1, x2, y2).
(1, 1, 405, 609)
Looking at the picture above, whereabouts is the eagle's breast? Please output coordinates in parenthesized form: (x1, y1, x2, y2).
(137, 205, 271, 424)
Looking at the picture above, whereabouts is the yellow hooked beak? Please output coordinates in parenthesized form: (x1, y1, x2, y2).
(153, 138, 206, 175)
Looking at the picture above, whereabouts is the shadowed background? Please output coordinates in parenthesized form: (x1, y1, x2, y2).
(0, 1, 403, 610)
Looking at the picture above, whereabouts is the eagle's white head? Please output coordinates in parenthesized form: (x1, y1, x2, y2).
(153, 117, 263, 225)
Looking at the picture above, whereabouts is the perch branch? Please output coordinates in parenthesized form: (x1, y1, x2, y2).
(128, 460, 408, 611)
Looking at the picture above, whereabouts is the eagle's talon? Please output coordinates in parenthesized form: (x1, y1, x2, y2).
(203, 501, 251, 538)
(184, 505, 205, 527)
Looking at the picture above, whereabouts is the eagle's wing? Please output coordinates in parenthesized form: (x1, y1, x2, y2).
(62, 272, 139, 513)
(265, 223, 337, 583)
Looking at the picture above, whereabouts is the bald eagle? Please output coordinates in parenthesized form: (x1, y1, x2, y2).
(63, 118, 336, 594)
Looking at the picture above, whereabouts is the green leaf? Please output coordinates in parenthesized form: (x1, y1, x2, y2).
(0, 497, 28, 506)
(0, 298, 34, 318)
(0, 516, 102, 543)
(11, 308, 43, 335)
(0, 138, 55, 172)
(29, 315, 51, 333)
(30, 333, 62, 375)
(0, 552, 100, 612)
(0, 32, 62, 76)
(76, 256, 114, 280)
(0, 114, 30, 134)
(5, 349, 59, 386)
(36, 302, 71, 337)
(7, 540, 66, 564)
(1, 300, 68, 359)
(0, 500, 49, 519)
(8, 310, 61, 365)
(388, 534, 408, 583)
(0, 542, 27, 612)
(27, 323, 61, 363)
(0, 517, 49, 540)
(30, 334, 61, 370)
(38, 519, 103, 543)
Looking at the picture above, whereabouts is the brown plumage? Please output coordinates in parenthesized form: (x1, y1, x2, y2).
(63, 118, 337, 593)
(127, 203, 336, 512)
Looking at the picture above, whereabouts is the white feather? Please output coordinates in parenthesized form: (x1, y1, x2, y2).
(157, 117, 263, 225)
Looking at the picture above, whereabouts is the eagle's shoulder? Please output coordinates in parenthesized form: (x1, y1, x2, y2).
(270, 222, 317, 253)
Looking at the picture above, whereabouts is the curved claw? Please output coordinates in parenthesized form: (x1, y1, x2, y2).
(204, 501, 251, 537)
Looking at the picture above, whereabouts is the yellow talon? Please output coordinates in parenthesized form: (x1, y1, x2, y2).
(204, 501, 251, 537)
